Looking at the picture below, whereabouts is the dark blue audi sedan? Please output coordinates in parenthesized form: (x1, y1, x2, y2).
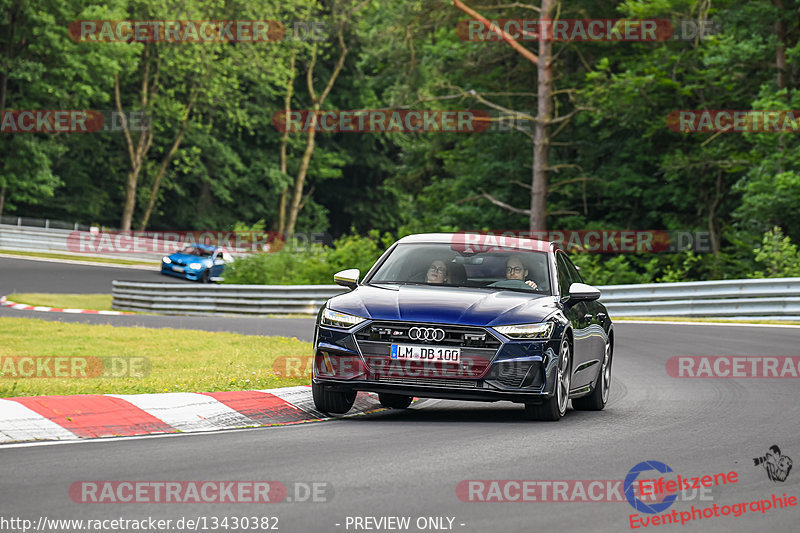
(311, 233, 614, 421)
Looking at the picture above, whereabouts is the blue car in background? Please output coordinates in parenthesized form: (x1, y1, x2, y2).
(160, 244, 233, 283)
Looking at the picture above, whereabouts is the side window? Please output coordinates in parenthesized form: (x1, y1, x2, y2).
(556, 253, 572, 297)
(563, 255, 584, 285)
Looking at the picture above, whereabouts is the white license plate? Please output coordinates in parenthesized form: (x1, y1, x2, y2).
(172, 266, 184, 272)
(390, 344, 461, 363)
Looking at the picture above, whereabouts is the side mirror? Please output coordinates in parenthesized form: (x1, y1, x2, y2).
(566, 282, 600, 302)
(334, 268, 360, 290)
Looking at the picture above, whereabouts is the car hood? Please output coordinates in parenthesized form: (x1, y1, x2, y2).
(167, 253, 211, 263)
(327, 284, 559, 326)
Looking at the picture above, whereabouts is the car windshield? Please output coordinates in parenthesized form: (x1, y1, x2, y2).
(366, 243, 552, 294)
(181, 246, 213, 257)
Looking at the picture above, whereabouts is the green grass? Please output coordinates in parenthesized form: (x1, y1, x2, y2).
(8, 293, 115, 311)
(0, 249, 157, 266)
(615, 316, 800, 325)
(0, 318, 311, 397)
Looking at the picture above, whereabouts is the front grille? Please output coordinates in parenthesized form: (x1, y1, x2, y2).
(355, 322, 501, 349)
(354, 322, 501, 379)
(374, 375, 479, 389)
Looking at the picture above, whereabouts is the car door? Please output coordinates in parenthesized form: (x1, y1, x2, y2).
(556, 251, 593, 389)
(210, 251, 226, 279)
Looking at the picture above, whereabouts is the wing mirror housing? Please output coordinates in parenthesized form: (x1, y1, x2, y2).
(334, 268, 360, 290)
(566, 282, 601, 303)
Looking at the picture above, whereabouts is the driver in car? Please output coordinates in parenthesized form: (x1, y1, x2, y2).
(506, 255, 538, 289)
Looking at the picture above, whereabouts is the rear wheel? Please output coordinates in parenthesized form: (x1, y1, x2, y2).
(572, 338, 612, 411)
(524, 338, 571, 421)
(312, 381, 356, 414)
(378, 393, 413, 409)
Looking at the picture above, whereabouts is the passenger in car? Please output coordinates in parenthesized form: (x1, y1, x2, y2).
(426, 259, 448, 284)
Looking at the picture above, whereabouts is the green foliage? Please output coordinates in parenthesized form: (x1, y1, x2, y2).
(753, 227, 800, 277)
(569, 253, 659, 286)
(5, 0, 800, 284)
(223, 230, 393, 285)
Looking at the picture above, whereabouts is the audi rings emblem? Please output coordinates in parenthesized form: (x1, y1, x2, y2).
(409, 327, 446, 342)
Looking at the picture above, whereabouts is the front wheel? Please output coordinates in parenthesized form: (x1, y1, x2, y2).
(524, 338, 571, 421)
(572, 338, 612, 411)
(312, 381, 356, 414)
(378, 393, 413, 409)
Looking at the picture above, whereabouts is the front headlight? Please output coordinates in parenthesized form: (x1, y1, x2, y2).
(162, 256, 172, 264)
(494, 322, 554, 339)
(188, 262, 203, 269)
(321, 308, 367, 328)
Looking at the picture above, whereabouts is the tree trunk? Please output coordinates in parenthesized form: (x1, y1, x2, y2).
(118, 48, 156, 231)
(530, 0, 554, 232)
(0, 186, 5, 220)
(284, 26, 349, 236)
(137, 124, 187, 231)
(277, 50, 297, 236)
(285, 120, 318, 236)
(138, 89, 197, 231)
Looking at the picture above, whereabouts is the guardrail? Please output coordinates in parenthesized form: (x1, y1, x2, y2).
(112, 281, 346, 315)
(600, 278, 800, 319)
(0, 224, 163, 262)
(111, 278, 800, 319)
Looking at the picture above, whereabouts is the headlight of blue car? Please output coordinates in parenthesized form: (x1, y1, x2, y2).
(321, 308, 367, 328)
(494, 322, 554, 339)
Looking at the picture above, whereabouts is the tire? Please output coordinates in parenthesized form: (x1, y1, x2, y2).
(572, 337, 612, 411)
(378, 393, 413, 409)
(524, 338, 571, 421)
(201, 270, 211, 283)
(312, 381, 356, 414)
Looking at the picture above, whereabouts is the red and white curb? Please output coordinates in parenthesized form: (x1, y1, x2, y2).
(0, 386, 382, 444)
(0, 295, 133, 315)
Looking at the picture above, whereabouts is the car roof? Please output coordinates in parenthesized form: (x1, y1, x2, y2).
(395, 232, 554, 252)
(186, 243, 217, 251)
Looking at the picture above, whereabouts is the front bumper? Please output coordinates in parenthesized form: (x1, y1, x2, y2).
(312, 321, 561, 404)
(160, 264, 204, 281)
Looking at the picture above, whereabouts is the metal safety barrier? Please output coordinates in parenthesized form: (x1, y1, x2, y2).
(111, 278, 800, 319)
(599, 278, 800, 320)
(0, 224, 163, 262)
(112, 281, 346, 315)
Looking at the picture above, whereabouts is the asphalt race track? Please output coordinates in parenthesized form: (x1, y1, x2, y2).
(2, 326, 799, 531)
(0, 256, 315, 339)
(0, 256, 188, 294)
(1, 257, 799, 532)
